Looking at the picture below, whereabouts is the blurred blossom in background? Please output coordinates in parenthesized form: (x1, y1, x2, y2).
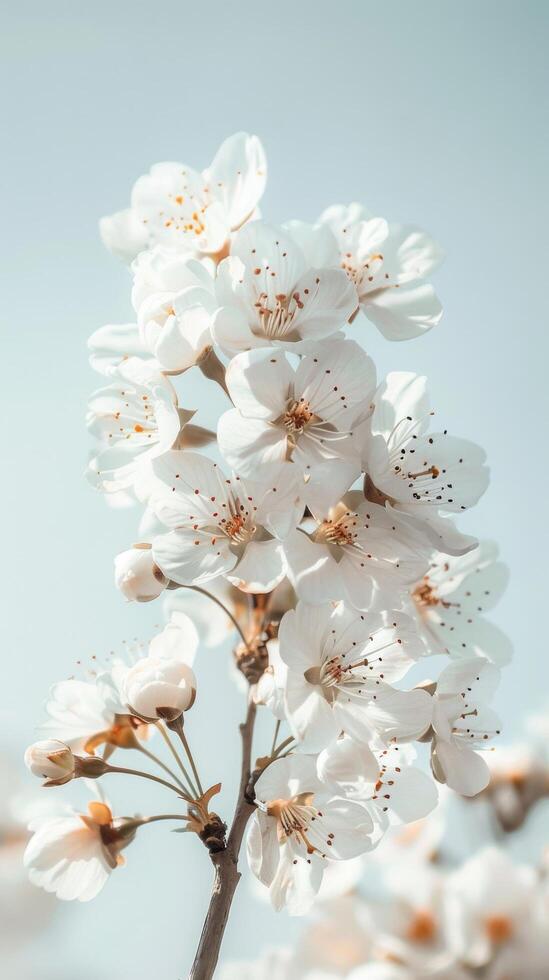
(2, 1, 548, 977)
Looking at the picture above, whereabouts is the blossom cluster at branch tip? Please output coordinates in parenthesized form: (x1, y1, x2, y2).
(25, 133, 510, 914)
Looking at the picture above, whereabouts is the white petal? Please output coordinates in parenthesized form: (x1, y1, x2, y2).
(211, 303, 259, 357)
(283, 530, 344, 605)
(381, 765, 438, 823)
(284, 671, 338, 752)
(152, 528, 236, 586)
(432, 741, 490, 796)
(246, 811, 279, 886)
(291, 267, 358, 341)
(254, 754, 322, 803)
(206, 132, 267, 230)
(294, 339, 376, 427)
(302, 458, 361, 514)
(362, 684, 432, 742)
(217, 410, 288, 476)
(99, 208, 148, 263)
(436, 657, 499, 700)
(225, 347, 294, 420)
(246, 470, 305, 539)
(279, 602, 336, 670)
(151, 451, 233, 528)
(149, 616, 199, 666)
(317, 735, 379, 790)
(227, 539, 286, 594)
(371, 372, 430, 443)
(155, 287, 213, 371)
(283, 219, 340, 267)
(231, 222, 307, 296)
(269, 844, 323, 914)
(40, 680, 113, 751)
(363, 280, 442, 341)
(87, 322, 148, 376)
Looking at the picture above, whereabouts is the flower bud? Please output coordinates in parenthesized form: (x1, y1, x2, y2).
(114, 544, 168, 602)
(24, 740, 75, 786)
(122, 656, 197, 722)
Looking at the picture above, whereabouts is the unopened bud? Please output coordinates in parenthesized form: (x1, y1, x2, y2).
(24, 740, 75, 786)
(122, 656, 197, 722)
(115, 544, 168, 602)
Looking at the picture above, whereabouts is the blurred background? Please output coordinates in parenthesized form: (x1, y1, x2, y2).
(2, 1, 548, 976)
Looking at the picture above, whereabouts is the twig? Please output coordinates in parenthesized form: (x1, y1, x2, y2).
(188, 701, 257, 980)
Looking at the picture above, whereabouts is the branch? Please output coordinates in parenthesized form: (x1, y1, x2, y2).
(189, 700, 257, 980)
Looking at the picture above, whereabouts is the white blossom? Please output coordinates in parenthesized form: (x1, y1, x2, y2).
(87, 357, 181, 494)
(24, 800, 133, 902)
(283, 496, 432, 611)
(430, 659, 501, 796)
(443, 848, 541, 967)
(279, 602, 430, 751)
(131, 246, 217, 372)
(150, 450, 303, 593)
(101, 132, 266, 261)
(359, 372, 489, 553)
(247, 754, 375, 914)
(212, 221, 357, 357)
(409, 541, 512, 664)
(218, 340, 375, 511)
(319, 202, 443, 341)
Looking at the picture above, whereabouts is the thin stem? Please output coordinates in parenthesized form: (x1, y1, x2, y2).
(272, 735, 295, 759)
(176, 723, 204, 798)
(182, 584, 250, 650)
(156, 724, 199, 799)
(135, 743, 189, 794)
(270, 719, 281, 757)
(141, 813, 189, 824)
(189, 700, 257, 980)
(104, 764, 191, 801)
(125, 813, 190, 832)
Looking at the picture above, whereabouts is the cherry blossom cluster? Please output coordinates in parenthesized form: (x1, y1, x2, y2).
(24, 134, 511, 926)
(221, 735, 549, 980)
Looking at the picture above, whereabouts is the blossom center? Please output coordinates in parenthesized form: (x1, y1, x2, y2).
(412, 577, 453, 614)
(106, 391, 156, 442)
(413, 579, 441, 608)
(283, 399, 315, 434)
(266, 793, 331, 856)
(484, 914, 514, 944)
(253, 292, 302, 340)
(218, 501, 256, 547)
(315, 512, 358, 549)
(341, 252, 384, 290)
(406, 909, 437, 943)
(164, 185, 210, 237)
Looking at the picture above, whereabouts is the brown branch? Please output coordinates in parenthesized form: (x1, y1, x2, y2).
(188, 700, 257, 980)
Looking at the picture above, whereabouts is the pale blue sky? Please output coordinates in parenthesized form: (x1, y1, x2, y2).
(2, 2, 548, 977)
